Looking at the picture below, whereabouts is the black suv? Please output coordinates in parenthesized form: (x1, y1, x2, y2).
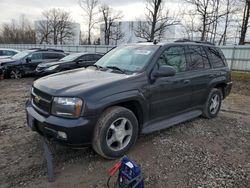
(0, 49, 65, 79)
(36, 52, 103, 76)
(26, 41, 232, 159)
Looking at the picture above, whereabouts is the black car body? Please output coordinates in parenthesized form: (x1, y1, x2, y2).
(36, 52, 103, 76)
(0, 49, 65, 79)
(26, 41, 232, 159)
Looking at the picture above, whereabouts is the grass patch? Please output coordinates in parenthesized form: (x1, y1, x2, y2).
(231, 71, 250, 81)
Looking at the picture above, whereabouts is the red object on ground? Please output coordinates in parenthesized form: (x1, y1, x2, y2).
(108, 161, 122, 176)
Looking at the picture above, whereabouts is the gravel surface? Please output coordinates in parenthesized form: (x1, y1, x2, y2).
(0, 77, 249, 188)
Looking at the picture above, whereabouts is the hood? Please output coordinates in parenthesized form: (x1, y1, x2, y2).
(33, 68, 128, 96)
(38, 60, 67, 68)
(0, 56, 11, 59)
(0, 58, 17, 66)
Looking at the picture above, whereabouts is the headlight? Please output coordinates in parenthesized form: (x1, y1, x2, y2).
(51, 97, 83, 118)
(46, 65, 59, 71)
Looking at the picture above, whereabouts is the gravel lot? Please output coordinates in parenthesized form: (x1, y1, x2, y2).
(0, 77, 249, 188)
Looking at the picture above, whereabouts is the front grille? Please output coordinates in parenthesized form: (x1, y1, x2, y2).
(31, 87, 52, 115)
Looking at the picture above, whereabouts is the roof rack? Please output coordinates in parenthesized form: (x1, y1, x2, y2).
(175, 39, 215, 45)
(39, 48, 64, 53)
(28, 48, 41, 50)
(27, 48, 64, 52)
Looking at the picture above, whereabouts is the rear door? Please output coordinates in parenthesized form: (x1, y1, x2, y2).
(186, 45, 213, 107)
(149, 45, 193, 120)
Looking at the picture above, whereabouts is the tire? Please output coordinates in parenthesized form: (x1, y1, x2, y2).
(10, 69, 22, 79)
(92, 106, 139, 159)
(202, 88, 223, 118)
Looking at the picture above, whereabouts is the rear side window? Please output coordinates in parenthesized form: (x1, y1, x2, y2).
(158, 46, 187, 72)
(188, 45, 210, 70)
(82, 55, 94, 61)
(93, 54, 102, 60)
(206, 47, 225, 68)
(43, 53, 65, 59)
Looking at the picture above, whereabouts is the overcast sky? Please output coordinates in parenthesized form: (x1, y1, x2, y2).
(0, 0, 181, 31)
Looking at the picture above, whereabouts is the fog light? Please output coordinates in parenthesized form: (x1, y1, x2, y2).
(57, 131, 67, 139)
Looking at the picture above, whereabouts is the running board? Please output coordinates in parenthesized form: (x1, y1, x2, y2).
(142, 110, 202, 134)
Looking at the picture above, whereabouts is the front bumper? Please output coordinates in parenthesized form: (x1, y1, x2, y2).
(26, 100, 98, 146)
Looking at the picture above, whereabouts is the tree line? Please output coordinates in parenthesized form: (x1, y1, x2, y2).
(0, 0, 250, 45)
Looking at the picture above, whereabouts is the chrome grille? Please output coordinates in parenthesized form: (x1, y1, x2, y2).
(31, 87, 52, 115)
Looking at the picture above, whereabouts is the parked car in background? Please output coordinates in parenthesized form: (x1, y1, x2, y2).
(0, 48, 20, 59)
(36, 52, 103, 76)
(0, 48, 66, 79)
(26, 41, 232, 159)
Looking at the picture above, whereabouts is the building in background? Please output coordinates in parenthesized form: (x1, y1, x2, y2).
(100, 21, 179, 45)
(34, 21, 81, 45)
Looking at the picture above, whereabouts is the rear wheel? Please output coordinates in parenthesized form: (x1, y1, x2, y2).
(10, 69, 22, 79)
(92, 106, 139, 159)
(202, 88, 222, 118)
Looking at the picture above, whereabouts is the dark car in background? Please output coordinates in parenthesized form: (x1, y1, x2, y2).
(0, 48, 66, 79)
(36, 52, 103, 76)
(0, 48, 20, 59)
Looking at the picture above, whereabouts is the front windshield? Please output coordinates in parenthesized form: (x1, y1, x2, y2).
(95, 45, 159, 73)
(60, 53, 83, 61)
(11, 51, 31, 60)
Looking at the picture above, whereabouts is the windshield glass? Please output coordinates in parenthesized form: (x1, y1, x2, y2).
(11, 51, 31, 60)
(95, 45, 159, 73)
(60, 53, 83, 61)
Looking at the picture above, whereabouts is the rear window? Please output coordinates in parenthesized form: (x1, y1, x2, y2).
(206, 47, 225, 68)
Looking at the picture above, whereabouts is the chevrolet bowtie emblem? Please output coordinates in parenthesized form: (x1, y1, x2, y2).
(35, 96, 41, 103)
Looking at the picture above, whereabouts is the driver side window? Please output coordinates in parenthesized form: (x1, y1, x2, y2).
(157, 46, 187, 72)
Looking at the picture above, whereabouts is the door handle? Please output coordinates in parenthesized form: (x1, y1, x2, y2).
(183, 80, 190, 84)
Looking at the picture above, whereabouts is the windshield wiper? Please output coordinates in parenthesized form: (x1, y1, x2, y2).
(106, 66, 125, 74)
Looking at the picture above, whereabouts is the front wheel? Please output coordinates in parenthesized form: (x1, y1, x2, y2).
(10, 69, 22, 79)
(92, 106, 139, 159)
(202, 88, 222, 118)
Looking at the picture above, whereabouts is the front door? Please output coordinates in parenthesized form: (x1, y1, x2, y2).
(149, 45, 193, 121)
(22, 52, 43, 74)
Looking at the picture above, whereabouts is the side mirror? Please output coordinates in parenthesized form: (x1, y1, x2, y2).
(152, 66, 176, 78)
(26, 57, 31, 63)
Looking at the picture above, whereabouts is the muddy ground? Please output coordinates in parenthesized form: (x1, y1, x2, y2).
(0, 77, 249, 188)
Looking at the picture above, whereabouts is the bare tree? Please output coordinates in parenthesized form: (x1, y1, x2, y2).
(239, 0, 250, 45)
(36, 8, 75, 45)
(134, 0, 180, 42)
(181, 9, 199, 40)
(0, 16, 36, 44)
(79, 0, 99, 45)
(184, 0, 223, 41)
(99, 4, 123, 45)
(110, 22, 124, 45)
(218, 0, 240, 45)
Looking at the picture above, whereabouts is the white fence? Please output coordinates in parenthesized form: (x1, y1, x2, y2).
(0, 44, 250, 72)
(0, 44, 115, 54)
(220, 46, 250, 72)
